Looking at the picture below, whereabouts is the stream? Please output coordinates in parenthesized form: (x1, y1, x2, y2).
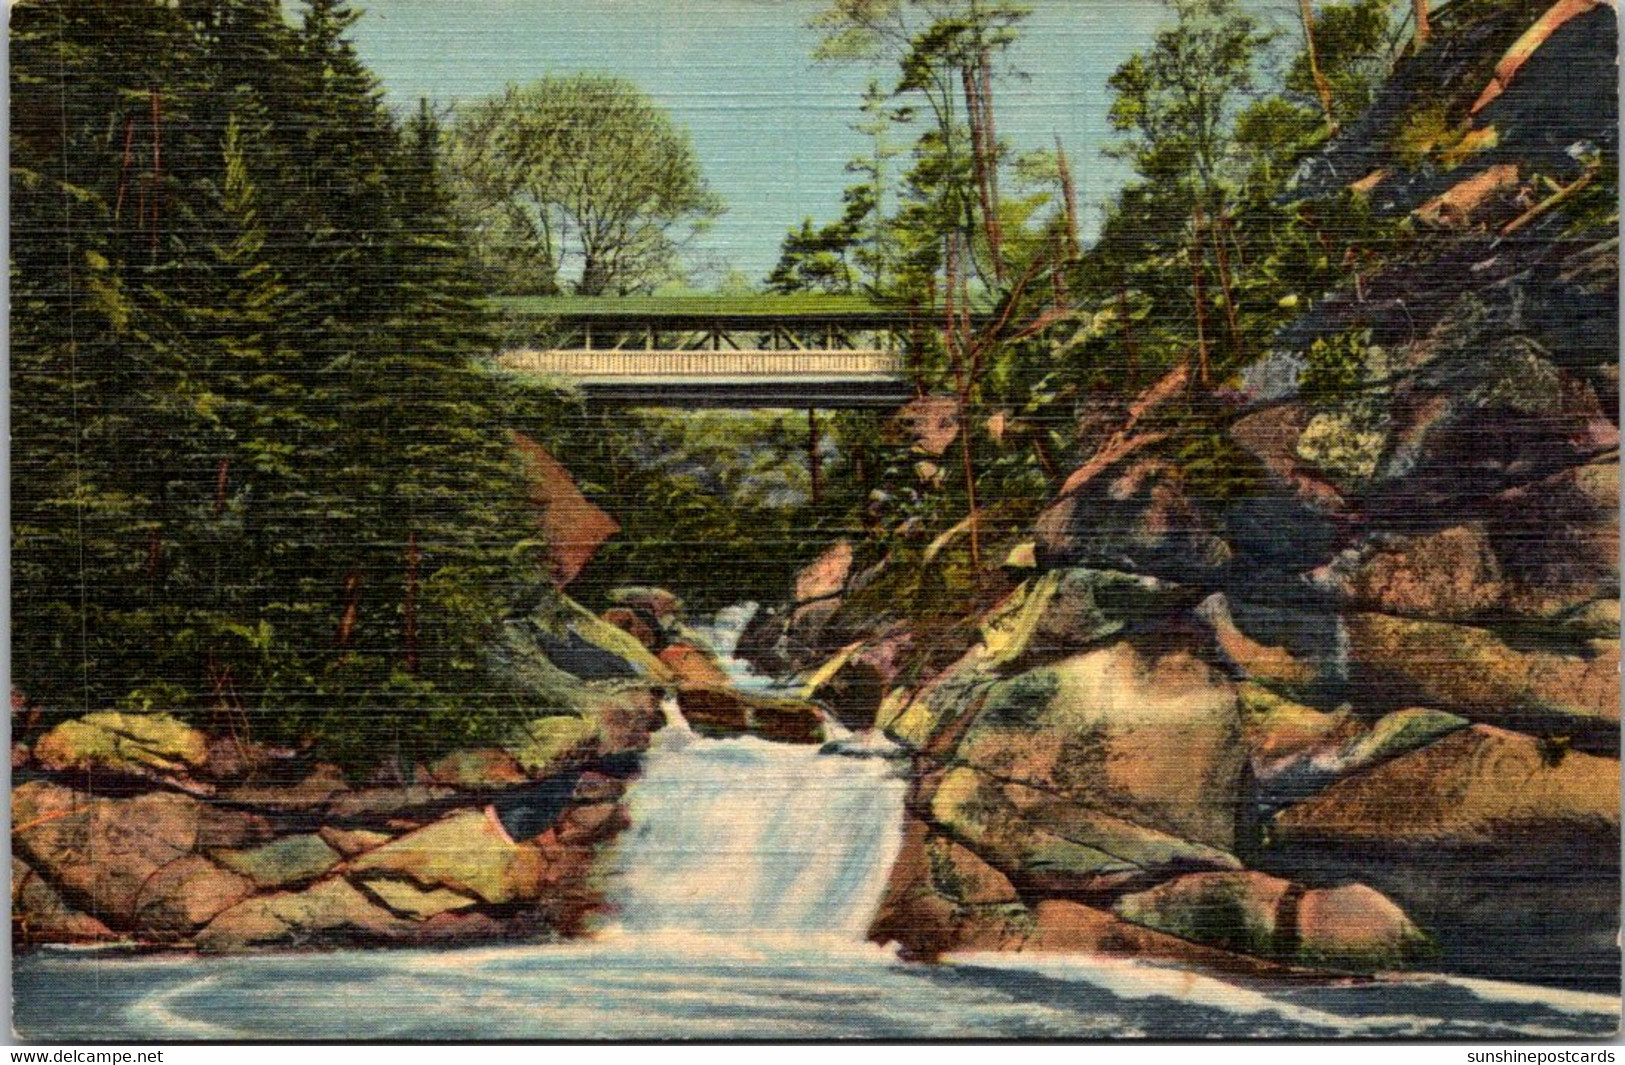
(12, 605, 1621, 1040)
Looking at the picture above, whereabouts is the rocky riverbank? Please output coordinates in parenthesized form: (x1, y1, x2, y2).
(741, 0, 1621, 989)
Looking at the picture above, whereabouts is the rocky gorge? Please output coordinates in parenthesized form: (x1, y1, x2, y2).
(12, 0, 1620, 1001)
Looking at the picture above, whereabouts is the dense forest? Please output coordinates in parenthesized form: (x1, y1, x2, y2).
(10, 0, 545, 763)
(12, 0, 1617, 760)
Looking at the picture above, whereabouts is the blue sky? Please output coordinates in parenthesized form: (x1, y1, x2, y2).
(347, 0, 1206, 280)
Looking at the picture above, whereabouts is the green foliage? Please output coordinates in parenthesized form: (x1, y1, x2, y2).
(446, 75, 724, 296)
(10, 0, 544, 770)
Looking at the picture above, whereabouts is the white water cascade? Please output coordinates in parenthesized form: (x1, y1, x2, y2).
(605, 604, 909, 943)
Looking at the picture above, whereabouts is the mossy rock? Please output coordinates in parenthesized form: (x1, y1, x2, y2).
(503, 715, 598, 778)
(33, 712, 208, 778)
(213, 834, 341, 889)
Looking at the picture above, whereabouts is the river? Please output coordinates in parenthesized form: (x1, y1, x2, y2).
(13, 606, 1621, 1041)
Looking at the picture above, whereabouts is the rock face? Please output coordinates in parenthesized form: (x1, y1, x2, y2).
(14, 587, 663, 953)
(862, 0, 1621, 987)
(512, 431, 620, 587)
(676, 686, 828, 744)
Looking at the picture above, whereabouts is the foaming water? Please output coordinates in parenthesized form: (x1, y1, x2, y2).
(607, 700, 908, 940)
(13, 606, 1620, 1040)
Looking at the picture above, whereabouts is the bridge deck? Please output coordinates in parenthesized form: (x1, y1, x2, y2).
(494, 296, 935, 407)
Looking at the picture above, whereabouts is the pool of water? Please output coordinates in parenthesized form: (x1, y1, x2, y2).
(14, 937, 1620, 1041)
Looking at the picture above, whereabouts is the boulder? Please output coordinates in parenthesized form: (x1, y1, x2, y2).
(212, 834, 342, 890)
(1310, 525, 1507, 621)
(197, 877, 416, 953)
(1113, 871, 1294, 958)
(1113, 873, 1428, 972)
(604, 587, 684, 625)
(503, 715, 598, 779)
(977, 568, 1185, 673)
(1033, 458, 1232, 582)
(1020, 900, 1292, 978)
(512, 431, 619, 587)
(1295, 883, 1431, 971)
(133, 855, 257, 938)
(347, 808, 543, 906)
(357, 878, 481, 921)
(929, 767, 1241, 898)
(11, 859, 117, 945)
(1343, 613, 1619, 745)
(676, 686, 827, 744)
(602, 608, 660, 651)
(1311, 521, 1614, 623)
(425, 747, 529, 790)
(795, 540, 855, 604)
(32, 711, 209, 785)
(658, 643, 732, 689)
(1271, 724, 1619, 850)
(949, 641, 1245, 851)
(13, 782, 202, 927)
(318, 826, 393, 858)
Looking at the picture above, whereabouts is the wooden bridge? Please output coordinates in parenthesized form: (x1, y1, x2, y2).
(493, 295, 919, 408)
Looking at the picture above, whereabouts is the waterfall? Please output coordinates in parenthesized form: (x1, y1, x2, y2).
(605, 607, 908, 943)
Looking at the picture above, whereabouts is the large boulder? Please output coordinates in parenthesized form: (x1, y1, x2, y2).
(347, 808, 544, 907)
(675, 686, 827, 744)
(947, 642, 1246, 851)
(512, 432, 619, 587)
(1343, 613, 1619, 746)
(14, 782, 207, 927)
(212, 834, 342, 890)
(1113, 872, 1429, 972)
(1114, 871, 1294, 958)
(12, 858, 117, 945)
(928, 767, 1240, 898)
(197, 877, 416, 953)
(32, 712, 209, 787)
(1271, 724, 1619, 850)
(132, 855, 257, 938)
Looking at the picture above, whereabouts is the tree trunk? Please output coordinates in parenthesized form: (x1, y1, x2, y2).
(336, 571, 361, 650)
(958, 396, 981, 571)
(1188, 207, 1212, 388)
(1413, 0, 1431, 47)
(1298, 0, 1338, 130)
(1055, 136, 1081, 258)
(1209, 209, 1243, 359)
(214, 459, 230, 515)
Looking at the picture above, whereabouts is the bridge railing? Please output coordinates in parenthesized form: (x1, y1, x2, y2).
(498, 348, 900, 379)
